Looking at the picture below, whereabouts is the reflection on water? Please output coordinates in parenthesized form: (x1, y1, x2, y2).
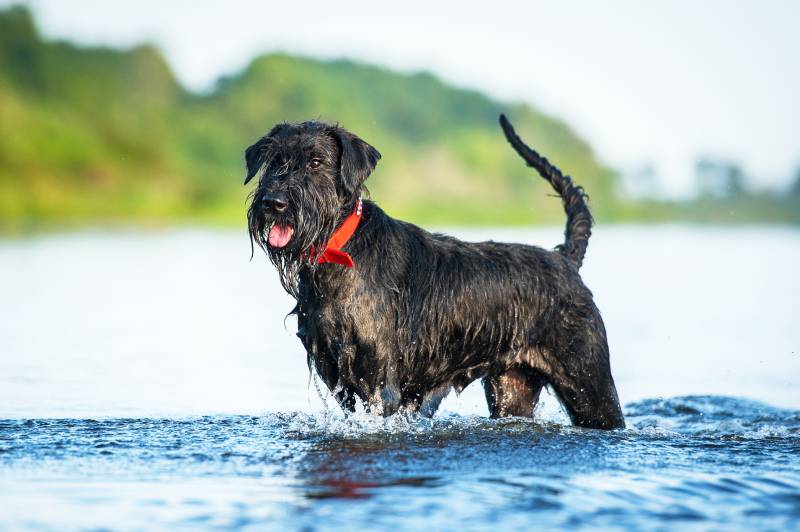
(1, 226, 799, 528)
(1, 397, 799, 529)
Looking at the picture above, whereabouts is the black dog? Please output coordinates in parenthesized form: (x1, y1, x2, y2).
(245, 115, 624, 429)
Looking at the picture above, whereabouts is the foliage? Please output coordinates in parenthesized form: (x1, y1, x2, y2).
(1, 6, 796, 230)
(0, 6, 618, 230)
(695, 157, 746, 199)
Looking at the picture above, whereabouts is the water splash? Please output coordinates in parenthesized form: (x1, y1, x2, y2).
(1, 396, 799, 530)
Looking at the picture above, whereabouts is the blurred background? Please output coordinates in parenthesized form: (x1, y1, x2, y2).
(1, 1, 798, 230)
(0, 1, 798, 418)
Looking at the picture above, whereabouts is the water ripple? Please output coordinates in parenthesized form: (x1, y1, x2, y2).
(1, 395, 798, 530)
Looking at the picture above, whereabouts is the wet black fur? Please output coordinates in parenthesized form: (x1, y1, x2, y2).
(245, 115, 625, 429)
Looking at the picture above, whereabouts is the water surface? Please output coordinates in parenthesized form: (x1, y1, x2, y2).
(1, 226, 798, 529)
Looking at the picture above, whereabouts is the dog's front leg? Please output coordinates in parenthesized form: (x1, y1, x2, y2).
(299, 324, 354, 413)
(367, 386, 402, 417)
(357, 354, 402, 417)
(334, 387, 357, 412)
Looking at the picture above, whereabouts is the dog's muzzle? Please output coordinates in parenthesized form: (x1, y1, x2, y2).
(252, 193, 294, 248)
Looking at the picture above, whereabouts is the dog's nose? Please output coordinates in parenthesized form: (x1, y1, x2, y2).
(263, 196, 288, 213)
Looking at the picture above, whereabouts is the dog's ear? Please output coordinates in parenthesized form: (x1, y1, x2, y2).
(330, 127, 381, 196)
(243, 140, 266, 185)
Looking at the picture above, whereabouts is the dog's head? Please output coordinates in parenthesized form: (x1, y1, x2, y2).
(244, 120, 380, 294)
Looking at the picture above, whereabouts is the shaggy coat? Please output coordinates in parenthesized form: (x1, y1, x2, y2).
(245, 115, 624, 429)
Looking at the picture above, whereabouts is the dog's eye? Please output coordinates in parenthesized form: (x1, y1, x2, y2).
(308, 158, 322, 170)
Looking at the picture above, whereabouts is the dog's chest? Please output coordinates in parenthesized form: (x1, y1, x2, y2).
(299, 298, 348, 346)
(296, 273, 360, 351)
(297, 271, 399, 370)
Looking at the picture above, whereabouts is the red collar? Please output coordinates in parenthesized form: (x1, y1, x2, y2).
(315, 198, 363, 268)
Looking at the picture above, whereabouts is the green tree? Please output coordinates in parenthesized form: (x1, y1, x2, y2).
(696, 157, 746, 198)
(0, 6, 619, 229)
(790, 167, 800, 197)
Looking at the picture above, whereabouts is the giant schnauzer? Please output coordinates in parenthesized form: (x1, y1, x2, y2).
(245, 114, 625, 429)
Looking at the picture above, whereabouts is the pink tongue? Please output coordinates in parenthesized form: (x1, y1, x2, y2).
(268, 224, 294, 248)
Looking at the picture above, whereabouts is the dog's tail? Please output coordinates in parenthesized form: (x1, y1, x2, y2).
(499, 114, 593, 269)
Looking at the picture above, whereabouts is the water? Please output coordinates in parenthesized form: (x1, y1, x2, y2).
(1, 226, 799, 530)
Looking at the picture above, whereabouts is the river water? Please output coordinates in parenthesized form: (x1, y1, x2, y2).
(1, 226, 798, 530)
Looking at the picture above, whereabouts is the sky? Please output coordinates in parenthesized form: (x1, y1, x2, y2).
(5, 0, 799, 196)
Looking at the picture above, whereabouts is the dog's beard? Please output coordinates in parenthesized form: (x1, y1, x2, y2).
(248, 183, 342, 299)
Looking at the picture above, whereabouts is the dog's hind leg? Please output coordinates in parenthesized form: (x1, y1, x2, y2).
(547, 369, 624, 429)
(482, 367, 547, 418)
(542, 337, 625, 430)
